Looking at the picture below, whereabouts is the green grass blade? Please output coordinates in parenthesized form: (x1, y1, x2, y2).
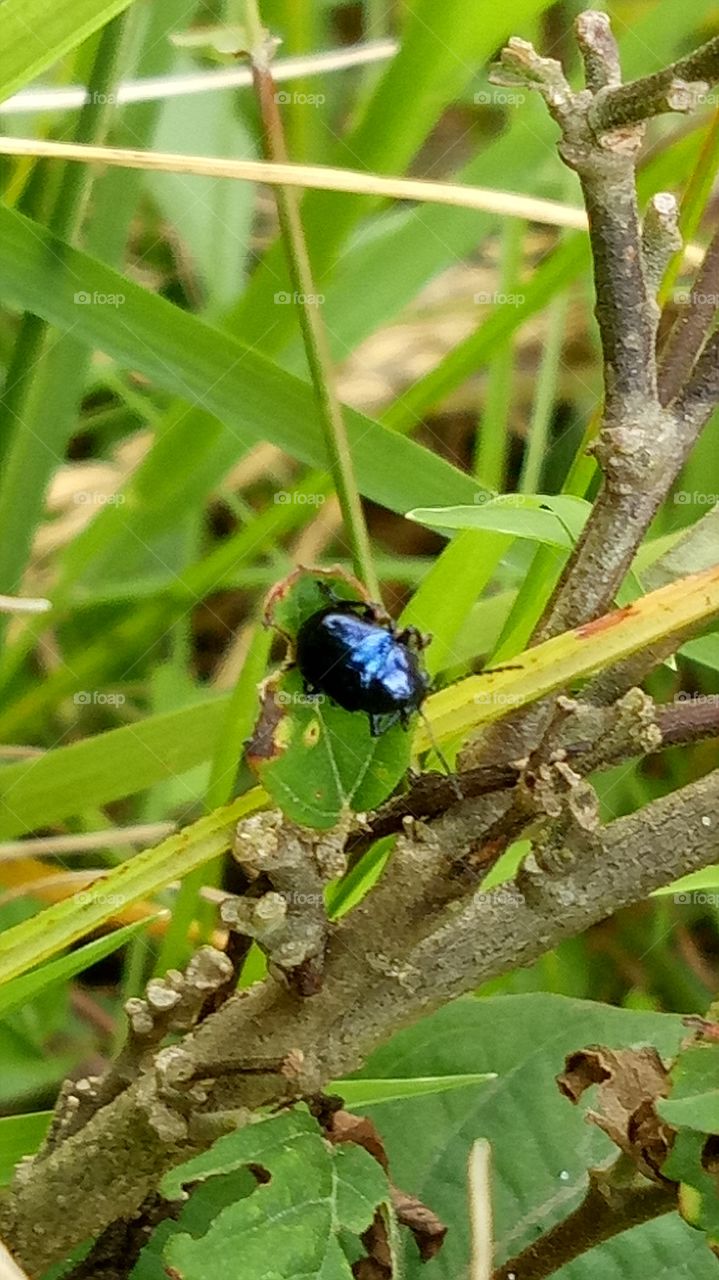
(0, 917, 155, 1020)
(0, 0, 139, 104)
(0, 202, 476, 519)
(330, 1073, 497, 1108)
(0, 699, 229, 839)
(474, 218, 525, 489)
(0, 1113, 52, 1186)
(418, 565, 719, 749)
(0, 12, 134, 600)
(0, 790, 265, 984)
(399, 530, 511, 676)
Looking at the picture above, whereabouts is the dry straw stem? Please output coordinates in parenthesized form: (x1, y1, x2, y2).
(0, 136, 707, 270)
(0, 135, 590, 231)
(0, 40, 398, 114)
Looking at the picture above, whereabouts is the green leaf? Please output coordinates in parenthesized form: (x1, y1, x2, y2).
(0, 1111, 52, 1185)
(0, 790, 264, 985)
(408, 495, 590, 548)
(248, 570, 412, 828)
(160, 1106, 391, 1280)
(652, 869, 719, 899)
(0, 0, 139, 104)
(330, 1073, 496, 1108)
(250, 667, 412, 830)
(0, 917, 154, 1020)
(664, 1128, 719, 1242)
(659, 1042, 719, 1132)
(357, 993, 705, 1278)
(0, 202, 476, 521)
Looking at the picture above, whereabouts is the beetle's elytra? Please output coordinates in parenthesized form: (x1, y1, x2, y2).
(295, 595, 430, 738)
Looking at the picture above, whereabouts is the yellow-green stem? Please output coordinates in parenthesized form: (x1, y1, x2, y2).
(245, 0, 380, 599)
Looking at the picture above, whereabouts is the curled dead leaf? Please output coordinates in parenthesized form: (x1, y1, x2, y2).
(558, 1045, 674, 1180)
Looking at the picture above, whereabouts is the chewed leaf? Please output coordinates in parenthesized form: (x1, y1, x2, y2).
(263, 564, 372, 643)
(658, 1041, 719, 1132)
(247, 668, 411, 829)
(158, 1106, 392, 1280)
(248, 566, 412, 829)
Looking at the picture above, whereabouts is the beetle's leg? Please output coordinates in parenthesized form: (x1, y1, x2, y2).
(394, 625, 431, 651)
(349, 598, 391, 626)
(317, 580, 390, 625)
(352, 600, 383, 622)
(369, 711, 400, 737)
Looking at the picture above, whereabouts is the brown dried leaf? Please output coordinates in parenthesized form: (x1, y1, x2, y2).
(557, 1046, 673, 1179)
(326, 1110, 389, 1170)
(326, 1109, 448, 1266)
(392, 1187, 448, 1261)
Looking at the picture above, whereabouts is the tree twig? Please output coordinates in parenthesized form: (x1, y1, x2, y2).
(659, 225, 719, 405)
(4, 765, 719, 1274)
(589, 33, 719, 133)
(492, 1160, 675, 1280)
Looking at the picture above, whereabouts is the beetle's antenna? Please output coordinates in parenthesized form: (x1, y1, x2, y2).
(418, 709, 463, 800)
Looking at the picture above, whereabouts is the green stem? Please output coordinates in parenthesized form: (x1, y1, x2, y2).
(365, 0, 390, 39)
(474, 218, 525, 489)
(519, 290, 569, 494)
(245, 0, 380, 599)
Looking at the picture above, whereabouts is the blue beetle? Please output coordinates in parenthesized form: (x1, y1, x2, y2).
(295, 594, 431, 738)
